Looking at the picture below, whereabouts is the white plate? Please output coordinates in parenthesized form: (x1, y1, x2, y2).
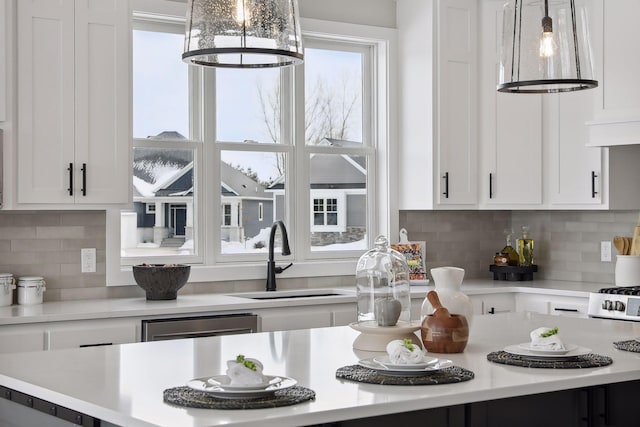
(205, 374, 284, 391)
(372, 355, 439, 370)
(504, 344, 591, 360)
(187, 375, 296, 399)
(359, 357, 453, 376)
(516, 343, 578, 355)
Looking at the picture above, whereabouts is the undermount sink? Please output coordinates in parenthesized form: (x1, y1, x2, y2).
(232, 289, 353, 300)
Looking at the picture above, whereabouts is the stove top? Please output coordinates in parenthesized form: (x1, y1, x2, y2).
(588, 286, 640, 321)
(598, 286, 640, 296)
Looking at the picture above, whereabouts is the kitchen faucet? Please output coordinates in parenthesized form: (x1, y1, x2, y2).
(266, 221, 293, 291)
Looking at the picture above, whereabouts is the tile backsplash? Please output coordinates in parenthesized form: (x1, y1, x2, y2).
(0, 210, 634, 302)
(401, 210, 637, 284)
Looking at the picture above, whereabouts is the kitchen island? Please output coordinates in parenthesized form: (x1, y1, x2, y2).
(0, 312, 639, 427)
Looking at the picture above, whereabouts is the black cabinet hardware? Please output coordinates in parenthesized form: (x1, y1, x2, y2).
(489, 173, 493, 199)
(81, 163, 87, 196)
(591, 171, 598, 198)
(443, 172, 449, 198)
(67, 163, 74, 196)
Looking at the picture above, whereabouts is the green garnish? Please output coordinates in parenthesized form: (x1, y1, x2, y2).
(540, 327, 559, 338)
(402, 338, 415, 352)
(235, 354, 257, 371)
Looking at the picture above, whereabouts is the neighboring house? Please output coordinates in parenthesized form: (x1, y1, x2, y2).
(268, 138, 367, 247)
(129, 132, 273, 248)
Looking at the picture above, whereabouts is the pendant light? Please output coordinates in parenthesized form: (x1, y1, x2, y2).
(498, 0, 597, 93)
(183, 0, 304, 68)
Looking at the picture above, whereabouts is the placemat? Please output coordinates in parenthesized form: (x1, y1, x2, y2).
(487, 351, 613, 369)
(163, 385, 315, 410)
(613, 339, 640, 353)
(335, 365, 474, 385)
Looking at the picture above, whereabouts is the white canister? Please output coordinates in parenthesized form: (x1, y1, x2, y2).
(615, 255, 640, 286)
(17, 276, 46, 305)
(0, 273, 16, 307)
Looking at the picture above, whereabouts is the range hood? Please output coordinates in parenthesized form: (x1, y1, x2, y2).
(587, 117, 640, 147)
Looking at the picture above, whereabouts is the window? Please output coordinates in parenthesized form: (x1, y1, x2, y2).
(108, 3, 394, 285)
(145, 204, 156, 214)
(222, 205, 232, 227)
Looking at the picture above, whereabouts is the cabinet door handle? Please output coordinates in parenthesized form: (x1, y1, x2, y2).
(81, 163, 87, 196)
(591, 171, 598, 198)
(554, 307, 579, 312)
(489, 173, 493, 199)
(67, 163, 74, 196)
(442, 172, 449, 198)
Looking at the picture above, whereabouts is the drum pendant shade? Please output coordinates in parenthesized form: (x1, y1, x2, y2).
(183, 0, 304, 68)
(498, 0, 597, 93)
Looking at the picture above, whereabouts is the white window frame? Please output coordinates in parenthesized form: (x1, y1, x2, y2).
(258, 202, 264, 222)
(105, 2, 397, 286)
(145, 203, 156, 214)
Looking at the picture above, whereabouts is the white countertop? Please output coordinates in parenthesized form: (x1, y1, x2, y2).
(0, 312, 638, 427)
(0, 279, 605, 326)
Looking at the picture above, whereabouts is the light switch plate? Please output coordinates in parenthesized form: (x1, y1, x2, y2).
(81, 248, 96, 273)
(600, 241, 612, 262)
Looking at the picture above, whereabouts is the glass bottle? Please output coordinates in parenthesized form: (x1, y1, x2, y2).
(517, 226, 535, 266)
(501, 229, 519, 266)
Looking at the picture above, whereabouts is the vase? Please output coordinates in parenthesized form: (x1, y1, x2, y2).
(421, 267, 473, 327)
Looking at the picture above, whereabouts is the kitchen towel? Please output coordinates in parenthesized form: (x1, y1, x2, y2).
(163, 385, 315, 410)
(486, 351, 613, 369)
(335, 365, 474, 385)
(613, 339, 640, 353)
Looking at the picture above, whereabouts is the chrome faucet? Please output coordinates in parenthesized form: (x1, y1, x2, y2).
(266, 221, 293, 292)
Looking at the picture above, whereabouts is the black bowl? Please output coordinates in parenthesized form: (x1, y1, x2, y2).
(132, 264, 191, 300)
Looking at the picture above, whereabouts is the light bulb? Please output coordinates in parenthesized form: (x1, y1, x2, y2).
(539, 30, 556, 58)
(235, 0, 250, 26)
(539, 14, 556, 58)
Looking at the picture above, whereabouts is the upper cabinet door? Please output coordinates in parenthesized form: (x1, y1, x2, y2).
(17, 0, 130, 206)
(0, 0, 7, 122)
(479, 1, 542, 207)
(17, 0, 76, 204)
(73, 0, 130, 205)
(435, 0, 478, 207)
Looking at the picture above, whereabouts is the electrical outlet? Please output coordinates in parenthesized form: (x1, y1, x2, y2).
(81, 248, 96, 273)
(601, 241, 612, 262)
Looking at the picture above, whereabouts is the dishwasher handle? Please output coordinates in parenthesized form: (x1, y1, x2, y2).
(150, 327, 255, 341)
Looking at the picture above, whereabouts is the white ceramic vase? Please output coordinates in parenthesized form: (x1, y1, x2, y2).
(421, 267, 473, 326)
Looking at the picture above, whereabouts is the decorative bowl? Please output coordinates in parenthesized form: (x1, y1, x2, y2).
(132, 264, 191, 300)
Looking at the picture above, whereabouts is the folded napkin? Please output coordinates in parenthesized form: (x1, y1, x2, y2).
(226, 355, 265, 386)
(530, 327, 565, 351)
(386, 339, 424, 364)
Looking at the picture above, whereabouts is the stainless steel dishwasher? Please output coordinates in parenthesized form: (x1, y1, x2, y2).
(141, 313, 258, 342)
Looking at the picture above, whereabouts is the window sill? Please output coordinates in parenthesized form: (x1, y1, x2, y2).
(107, 258, 358, 286)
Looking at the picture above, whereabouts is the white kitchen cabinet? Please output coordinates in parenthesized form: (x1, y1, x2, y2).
(397, 0, 477, 210)
(515, 293, 588, 318)
(479, 1, 542, 208)
(435, 0, 478, 207)
(0, 327, 46, 354)
(17, 0, 130, 206)
(47, 320, 138, 350)
(0, 0, 7, 122)
(471, 293, 515, 315)
(258, 307, 332, 332)
(545, 92, 604, 207)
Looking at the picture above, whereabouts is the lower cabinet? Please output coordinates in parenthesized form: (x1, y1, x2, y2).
(0, 327, 46, 354)
(319, 381, 640, 427)
(515, 293, 589, 318)
(469, 293, 516, 315)
(47, 319, 138, 350)
(256, 303, 357, 332)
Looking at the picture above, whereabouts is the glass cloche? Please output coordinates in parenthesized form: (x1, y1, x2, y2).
(355, 235, 411, 326)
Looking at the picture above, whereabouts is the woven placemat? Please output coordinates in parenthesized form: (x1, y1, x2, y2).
(613, 340, 640, 353)
(163, 385, 315, 410)
(487, 351, 613, 369)
(335, 365, 474, 385)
